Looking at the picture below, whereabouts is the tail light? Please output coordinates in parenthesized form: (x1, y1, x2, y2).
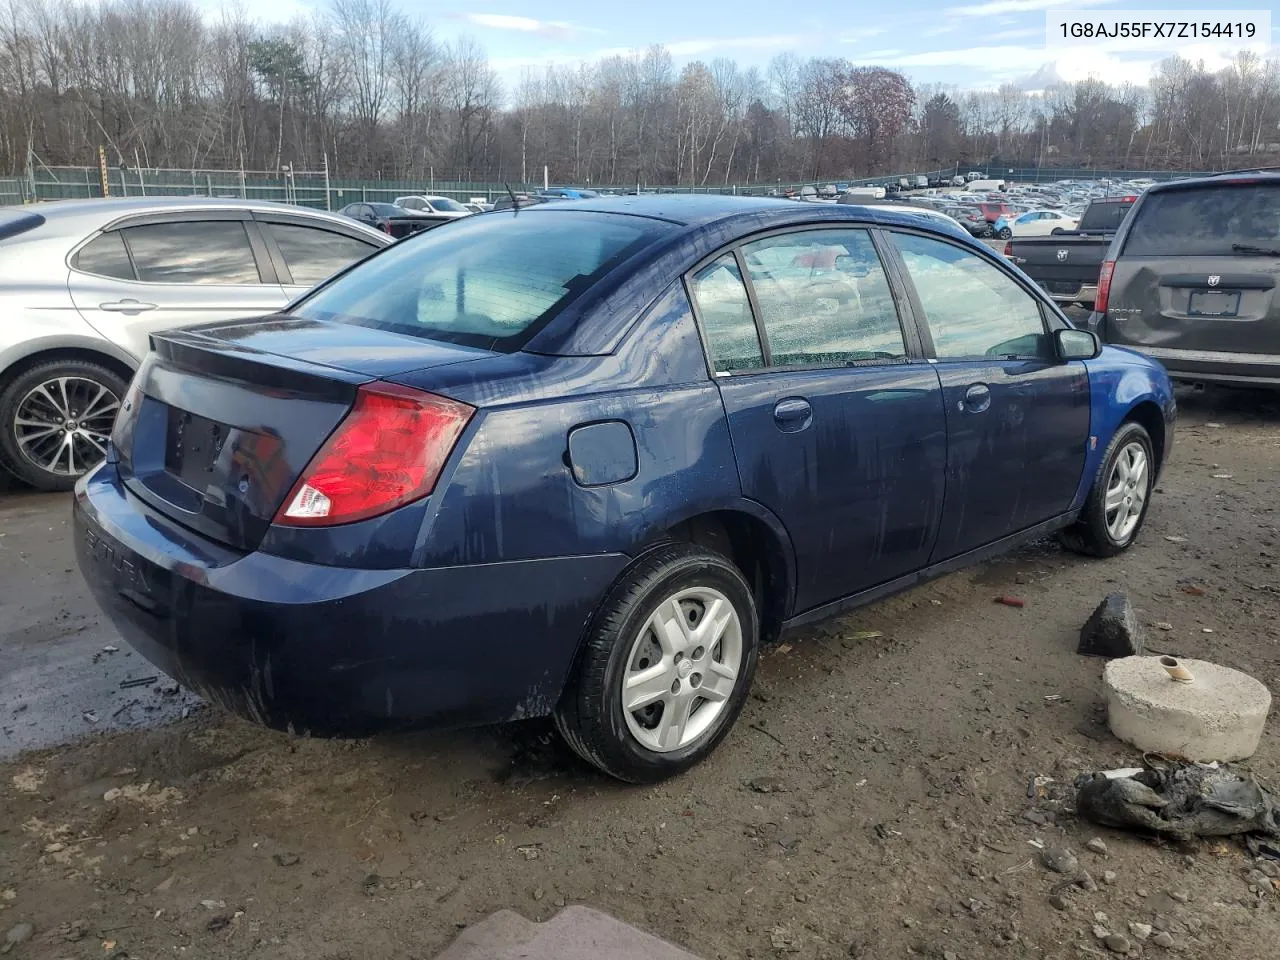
(1095, 260, 1116, 314)
(1003, 240, 1013, 257)
(379, 220, 393, 234)
(275, 383, 474, 527)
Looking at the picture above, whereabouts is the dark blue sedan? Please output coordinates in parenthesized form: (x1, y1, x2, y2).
(73, 196, 1175, 782)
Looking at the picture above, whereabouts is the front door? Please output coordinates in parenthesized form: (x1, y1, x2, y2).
(687, 228, 948, 615)
(884, 231, 1091, 562)
(68, 216, 287, 361)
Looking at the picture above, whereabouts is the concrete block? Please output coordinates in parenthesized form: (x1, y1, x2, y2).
(434, 906, 704, 960)
(1105, 656, 1272, 762)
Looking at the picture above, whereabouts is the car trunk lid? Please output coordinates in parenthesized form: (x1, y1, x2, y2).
(112, 318, 491, 551)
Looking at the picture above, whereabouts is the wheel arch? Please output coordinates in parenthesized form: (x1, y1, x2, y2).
(0, 337, 139, 390)
(1121, 399, 1166, 473)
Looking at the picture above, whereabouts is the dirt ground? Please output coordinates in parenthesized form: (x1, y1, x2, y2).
(1, 385, 1278, 960)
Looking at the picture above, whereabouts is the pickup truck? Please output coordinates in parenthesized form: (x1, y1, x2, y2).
(1004, 196, 1136, 307)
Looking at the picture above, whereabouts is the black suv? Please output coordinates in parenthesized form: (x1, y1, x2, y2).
(1089, 171, 1280, 388)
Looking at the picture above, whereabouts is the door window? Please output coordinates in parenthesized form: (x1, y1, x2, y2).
(73, 232, 135, 280)
(121, 221, 262, 284)
(892, 232, 1051, 361)
(739, 230, 905, 366)
(687, 254, 764, 372)
(266, 223, 378, 286)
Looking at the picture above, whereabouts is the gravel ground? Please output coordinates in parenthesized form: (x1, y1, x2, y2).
(1, 384, 1278, 959)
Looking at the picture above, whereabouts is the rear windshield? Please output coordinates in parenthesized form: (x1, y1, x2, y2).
(1078, 200, 1134, 232)
(292, 210, 671, 350)
(1124, 183, 1280, 257)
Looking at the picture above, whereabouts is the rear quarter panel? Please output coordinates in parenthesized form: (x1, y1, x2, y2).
(1070, 347, 1176, 510)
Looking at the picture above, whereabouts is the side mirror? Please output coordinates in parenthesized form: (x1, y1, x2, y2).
(1056, 328, 1101, 361)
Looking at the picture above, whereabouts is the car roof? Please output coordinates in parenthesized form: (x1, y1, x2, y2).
(1146, 171, 1280, 193)
(518, 193, 972, 234)
(21, 196, 377, 237)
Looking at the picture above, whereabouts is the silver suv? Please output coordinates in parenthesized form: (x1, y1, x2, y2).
(0, 198, 390, 490)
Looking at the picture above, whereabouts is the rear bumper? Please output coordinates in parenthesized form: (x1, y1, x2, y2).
(1045, 283, 1097, 305)
(1121, 345, 1280, 389)
(73, 465, 628, 734)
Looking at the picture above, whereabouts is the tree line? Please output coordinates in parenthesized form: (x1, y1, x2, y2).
(2, 0, 1278, 186)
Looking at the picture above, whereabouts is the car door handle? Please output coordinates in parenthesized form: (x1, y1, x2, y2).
(773, 397, 813, 432)
(99, 299, 156, 314)
(961, 384, 992, 414)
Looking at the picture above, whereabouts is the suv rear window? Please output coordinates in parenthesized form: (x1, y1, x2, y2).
(292, 210, 671, 350)
(1124, 182, 1280, 257)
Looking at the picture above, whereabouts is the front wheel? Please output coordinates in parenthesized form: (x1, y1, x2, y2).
(0, 358, 128, 491)
(998, 226, 1012, 239)
(1061, 421, 1155, 558)
(555, 543, 759, 783)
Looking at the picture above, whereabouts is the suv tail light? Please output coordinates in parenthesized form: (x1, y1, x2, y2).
(1095, 259, 1116, 314)
(1003, 240, 1013, 257)
(379, 220, 393, 234)
(275, 383, 474, 527)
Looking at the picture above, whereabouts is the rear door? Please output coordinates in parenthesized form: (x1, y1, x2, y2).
(687, 227, 948, 614)
(1104, 180, 1280, 368)
(68, 212, 286, 360)
(884, 230, 1090, 561)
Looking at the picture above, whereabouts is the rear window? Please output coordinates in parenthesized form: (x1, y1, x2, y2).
(292, 210, 671, 350)
(1078, 200, 1134, 232)
(1124, 183, 1280, 257)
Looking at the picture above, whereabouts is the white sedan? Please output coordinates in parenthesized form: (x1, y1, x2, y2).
(997, 209, 1079, 238)
(393, 195, 473, 219)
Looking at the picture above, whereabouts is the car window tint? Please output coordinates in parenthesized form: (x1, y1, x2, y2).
(74, 232, 134, 280)
(688, 253, 764, 373)
(739, 230, 905, 366)
(267, 223, 377, 287)
(893, 232, 1050, 361)
(293, 210, 669, 351)
(122, 221, 262, 284)
(1124, 183, 1279, 256)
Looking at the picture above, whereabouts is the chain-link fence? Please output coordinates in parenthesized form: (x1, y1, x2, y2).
(0, 164, 1225, 209)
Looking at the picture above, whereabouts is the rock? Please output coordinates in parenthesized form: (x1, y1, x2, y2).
(1021, 809, 1048, 826)
(103, 787, 122, 802)
(1169, 890, 1190, 903)
(1152, 931, 1175, 949)
(1103, 871, 1118, 885)
(1129, 922, 1153, 941)
(532, 888, 545, 901)
(1256, 860, 1280, 879)
(1104, 933, 1131, 953)
(1077, 871, 1099, 892)
(1040, 847, 1079, 874)
(1049, 893, 1069, 911)
(272, 853, 300, 867)
(207, 915, 230, 933)
(1246, 870, 1274, 893)
(1185, 917, 1202, 933)
(200, 899, 226, 910)
(747, 776, 789, 794)
(1092, 924, 1110, 940)
(1079, 594, 1145, 659)
(5, 924, 33, 946)
(1086, 838, 1109, 856)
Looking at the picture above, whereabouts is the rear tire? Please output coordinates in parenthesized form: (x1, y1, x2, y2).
(555, 543, 759, 783)
(1061, 421, 1155, 558)
(0, 358, 128, 492)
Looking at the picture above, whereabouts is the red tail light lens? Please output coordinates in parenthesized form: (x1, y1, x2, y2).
(380, 220, 393, 234)
(1003, 240, 1013, 257)
(275, 383, 474, 527)
(1095, 260, 1116, 314)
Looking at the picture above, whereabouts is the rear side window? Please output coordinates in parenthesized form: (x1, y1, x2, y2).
(267, 224, 378, 286)
(121, 221, 263, 284)
(292, 210, 670, 350)
(689, 254, 764, 373)
(74, 232, 135, 280)
(1124, 184, 1280, 256)
(739, 229, 905, 366)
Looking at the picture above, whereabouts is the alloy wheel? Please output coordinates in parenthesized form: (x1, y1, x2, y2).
(621, 586, 744, 753)
(13, 376, 120, 477)
(1104, 441, 1148, 543)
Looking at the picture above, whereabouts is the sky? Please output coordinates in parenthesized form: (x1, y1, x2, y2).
(214, 0, 1279, 95)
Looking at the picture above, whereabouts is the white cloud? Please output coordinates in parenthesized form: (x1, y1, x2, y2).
(946, 0, 1116, 16)
(838, 27, 889, 44)
(664, 35, 800, 57)
(455, 13, 603, 39)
